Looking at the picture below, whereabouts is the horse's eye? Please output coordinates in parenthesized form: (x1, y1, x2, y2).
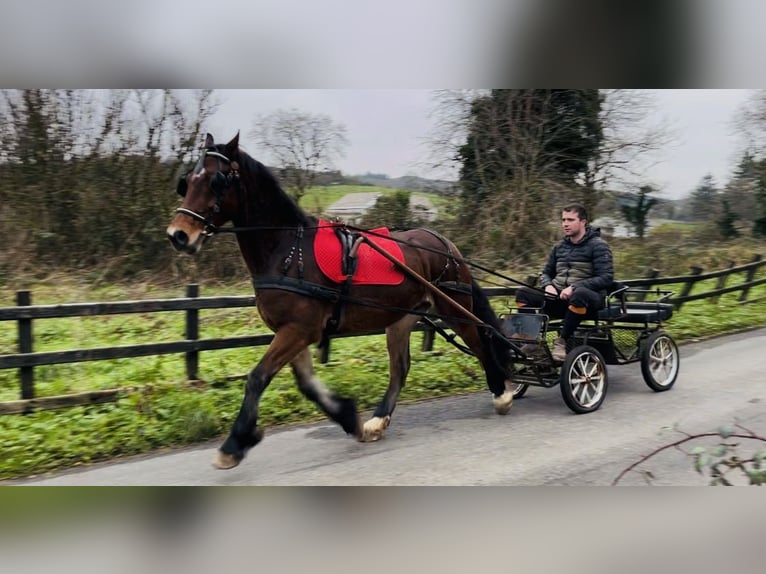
(176, 177, 188, 197)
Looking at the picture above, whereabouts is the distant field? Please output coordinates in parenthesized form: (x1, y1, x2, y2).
(299, 184, 450, 218)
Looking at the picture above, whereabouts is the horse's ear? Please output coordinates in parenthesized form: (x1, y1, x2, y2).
(204, 133, 215, 148)
(225, 132, 240, 155)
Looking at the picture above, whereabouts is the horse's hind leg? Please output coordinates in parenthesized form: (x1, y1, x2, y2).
(434, 299, 514, 415)
(290, 348, 360, 436)
(361, 313, 421, 442)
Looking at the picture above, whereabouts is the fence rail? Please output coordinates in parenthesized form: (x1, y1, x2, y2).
(2, 254, 765, 413)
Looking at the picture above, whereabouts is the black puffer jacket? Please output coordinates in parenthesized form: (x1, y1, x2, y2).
(540, 227, 614, 294)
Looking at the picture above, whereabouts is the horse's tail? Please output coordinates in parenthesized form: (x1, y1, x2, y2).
(470, 279, 511, 379)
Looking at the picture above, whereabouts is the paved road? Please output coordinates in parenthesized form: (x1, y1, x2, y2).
(12, 329, 766, 485)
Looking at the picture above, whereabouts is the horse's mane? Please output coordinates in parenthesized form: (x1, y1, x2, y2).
(233, 147, 314, 228)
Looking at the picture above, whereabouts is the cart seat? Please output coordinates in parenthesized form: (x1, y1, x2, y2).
(598, 302, 673, 323)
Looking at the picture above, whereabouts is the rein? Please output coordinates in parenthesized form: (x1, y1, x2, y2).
(175, 148, 545, 347)
(196, 219, 543, 293)
(172, 147, 554, 369)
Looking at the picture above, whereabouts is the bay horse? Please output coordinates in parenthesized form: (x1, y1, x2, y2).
(166, 133, 514, 470)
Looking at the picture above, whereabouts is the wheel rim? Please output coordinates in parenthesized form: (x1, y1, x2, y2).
(566, 352, 606, 408)
(647, 336, 678, 387)
(510, 382, 527, 396)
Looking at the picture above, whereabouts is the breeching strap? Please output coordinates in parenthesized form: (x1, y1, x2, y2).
(358, 236, 486, 327)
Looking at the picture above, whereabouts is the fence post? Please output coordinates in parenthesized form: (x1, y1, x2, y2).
(421, 322, 435, 352)
(185, 284, 199, 380)
(711, 261, 735, 304)
(738, 254, 763, 302)
(635, 269, 659, 301)
(319, 340, 331, 364)
(675, 266, 703, 310)
(17, 290, 34, 400)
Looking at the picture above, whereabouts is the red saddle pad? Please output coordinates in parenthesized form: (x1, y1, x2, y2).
(314, 221, 405, 285)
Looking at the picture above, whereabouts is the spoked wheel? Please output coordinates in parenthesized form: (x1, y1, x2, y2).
(509, 381, 529, 399)
(640, 330, 679, 392)
(505, 361, 531, 398)
(559, 345, 608, 414)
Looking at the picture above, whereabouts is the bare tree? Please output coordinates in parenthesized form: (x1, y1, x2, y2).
(0, 89, 219, 279)
(581, 89, 673, 218)
(426, 89, 486, 178)
(249, 108, 348, 202)
(428, 90, 602, 266)
(430, 90, 672, 222)
(731, 91, 766, 235)
(732, 90, 766, 154)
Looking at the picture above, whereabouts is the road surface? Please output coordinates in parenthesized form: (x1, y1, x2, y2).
(11, 329, 766, 485)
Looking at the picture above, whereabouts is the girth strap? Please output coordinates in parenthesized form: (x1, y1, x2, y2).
(251, 276, 348, 350)
(252, 276, 341, 301)
(326, 232, 365, 334)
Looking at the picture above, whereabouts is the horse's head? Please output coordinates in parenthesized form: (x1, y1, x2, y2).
(167, 132, 241, 254)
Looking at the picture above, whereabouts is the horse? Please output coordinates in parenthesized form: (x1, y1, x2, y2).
(166, 132, 515, 470)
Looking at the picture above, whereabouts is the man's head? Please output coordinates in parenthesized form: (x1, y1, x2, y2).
(561, 203, 588, 243)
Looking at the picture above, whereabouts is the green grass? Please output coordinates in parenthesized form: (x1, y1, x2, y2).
(0, 332, 483, 480)
(1, 269, 766, 481)
(0, 276, 486, 479)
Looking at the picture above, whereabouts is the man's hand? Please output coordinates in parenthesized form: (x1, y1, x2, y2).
(559, 286, 574, 300)
(544, 285, 558, 297)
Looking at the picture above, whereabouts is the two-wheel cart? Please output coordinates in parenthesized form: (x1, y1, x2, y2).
(499, 286, 680, 414)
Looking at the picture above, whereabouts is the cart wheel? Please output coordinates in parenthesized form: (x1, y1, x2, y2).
(640, 330, 679, 392)
(509, 382, 529, 399)
(559, 345, 608, 414)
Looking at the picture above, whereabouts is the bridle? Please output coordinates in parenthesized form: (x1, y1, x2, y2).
(176, 149, 240, 236)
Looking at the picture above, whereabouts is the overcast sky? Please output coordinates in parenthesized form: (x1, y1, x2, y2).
(206, 89, 755, 201)
(2, 1, 764, 203)
(206, 89, 441, 178)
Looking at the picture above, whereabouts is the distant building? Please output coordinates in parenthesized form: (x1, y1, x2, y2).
(324, 192, 383, 223)
(409, 195, 438, 221)
(325, 192, 438, 224)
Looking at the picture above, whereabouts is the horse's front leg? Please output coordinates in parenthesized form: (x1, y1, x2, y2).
(214, 326, 310, 470)
(361, 314, 421, 442)
(290, 348, 361, 436)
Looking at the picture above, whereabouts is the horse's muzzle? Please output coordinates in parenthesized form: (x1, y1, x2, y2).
(167, 226, 202, 254)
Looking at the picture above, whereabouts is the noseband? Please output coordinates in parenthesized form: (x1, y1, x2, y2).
(176, 150, 240, 236)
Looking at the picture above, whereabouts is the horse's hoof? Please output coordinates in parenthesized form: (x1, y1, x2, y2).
(212, 428, 263, 469)
(359, 415, 391, 442)
(212, 451, 241, 470)
(493, 390, 513, 415)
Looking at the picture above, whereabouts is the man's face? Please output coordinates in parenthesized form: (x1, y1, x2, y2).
(561, 210, 586, 239)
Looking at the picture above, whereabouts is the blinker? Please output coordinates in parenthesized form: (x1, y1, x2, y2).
(175, 150, 238, 200)
(210, 171, 228, 195)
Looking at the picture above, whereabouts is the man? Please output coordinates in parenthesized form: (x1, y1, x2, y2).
(515, 203, 614, 361)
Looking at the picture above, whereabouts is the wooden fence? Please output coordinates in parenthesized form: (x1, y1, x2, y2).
(1, 254, 765, 414)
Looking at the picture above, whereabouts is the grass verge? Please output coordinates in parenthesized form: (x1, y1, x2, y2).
(1, 277, 765, 481)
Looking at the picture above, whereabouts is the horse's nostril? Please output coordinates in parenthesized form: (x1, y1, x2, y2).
(173, 229, 188, 247)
